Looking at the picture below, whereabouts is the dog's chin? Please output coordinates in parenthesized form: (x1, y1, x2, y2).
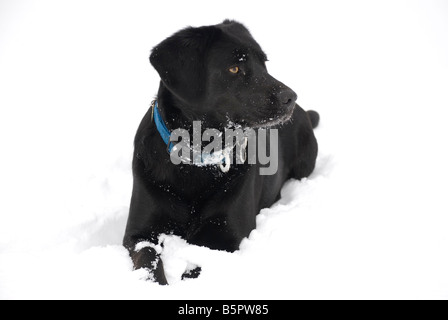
(249, 106, 295, 129)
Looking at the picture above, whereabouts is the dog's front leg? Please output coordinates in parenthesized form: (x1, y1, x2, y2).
(124, 174, 170, 285)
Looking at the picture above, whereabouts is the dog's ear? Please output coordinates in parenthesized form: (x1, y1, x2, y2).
(150, 26, 221, 103)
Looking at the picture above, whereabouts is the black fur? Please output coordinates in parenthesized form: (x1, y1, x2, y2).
(307, 110, 320, 129)
(123, 20, 319, 285)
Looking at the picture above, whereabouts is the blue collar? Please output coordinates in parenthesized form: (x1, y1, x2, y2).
(153, 101, 174, 152)
(152, 100, 245, 172)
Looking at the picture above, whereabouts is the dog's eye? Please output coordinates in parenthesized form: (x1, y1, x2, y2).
(229, 66, 239, 74)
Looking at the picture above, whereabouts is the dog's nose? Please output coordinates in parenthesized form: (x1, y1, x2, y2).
(277, 89, 297, 108)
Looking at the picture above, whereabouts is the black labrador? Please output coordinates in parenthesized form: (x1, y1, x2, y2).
(123, 20, 319, 284)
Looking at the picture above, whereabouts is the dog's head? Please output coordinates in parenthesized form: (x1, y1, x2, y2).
(150, 20, 297, 128)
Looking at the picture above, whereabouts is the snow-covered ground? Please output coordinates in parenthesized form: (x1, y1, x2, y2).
(1, 0, 447, 299)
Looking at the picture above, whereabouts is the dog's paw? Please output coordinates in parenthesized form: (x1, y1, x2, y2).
(181, 263, 202, 280)
(132, 245, 168, 285)
(146, 267, 169, 285)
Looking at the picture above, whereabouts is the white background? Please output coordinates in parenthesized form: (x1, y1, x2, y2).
(0, 0, 447, 299)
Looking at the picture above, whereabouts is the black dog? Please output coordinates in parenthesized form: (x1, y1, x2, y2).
(123, 20, 319, 284)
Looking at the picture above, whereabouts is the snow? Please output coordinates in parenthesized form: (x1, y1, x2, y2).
(1, 0, 448, 299)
